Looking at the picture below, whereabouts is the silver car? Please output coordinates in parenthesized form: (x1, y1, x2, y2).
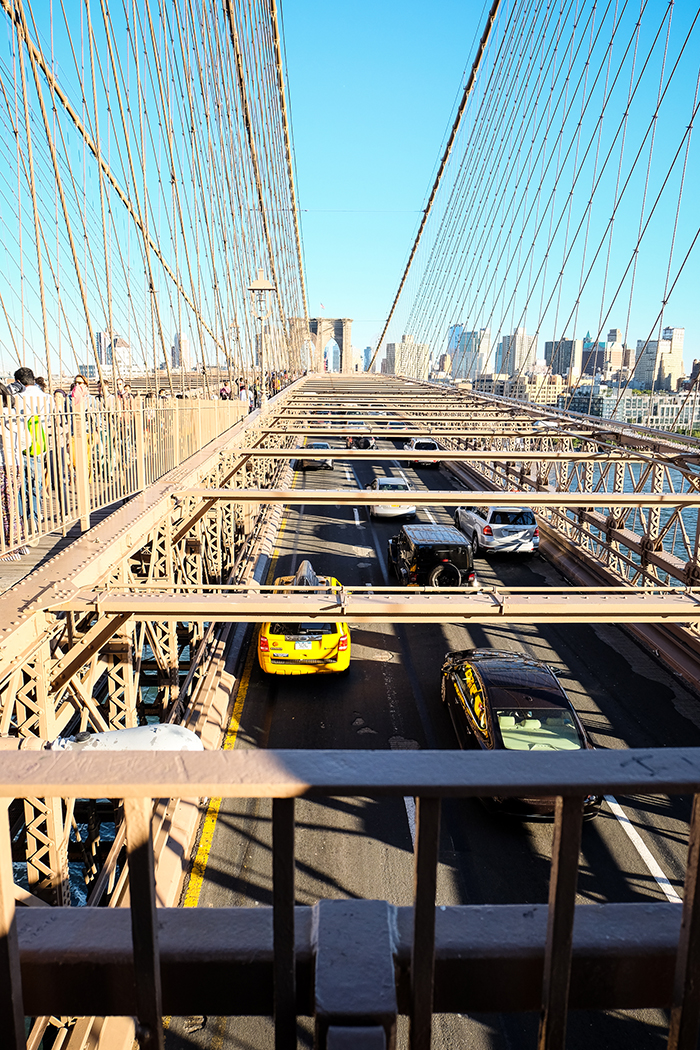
(365, 476, 417, 519)
(297, 441, 334, 470)
(454, 504, 539, 555)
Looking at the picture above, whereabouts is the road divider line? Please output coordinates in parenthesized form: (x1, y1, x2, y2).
(353, 508, 361, 526)
(604, 794, 682, 903)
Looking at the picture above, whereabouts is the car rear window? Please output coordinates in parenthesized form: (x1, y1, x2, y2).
(489, 510, 535, 525)
(415, 441, 438, 450)
(379, 482, 409, 491)
(269, 623, 337, 636)
(495, 709, 584, 751)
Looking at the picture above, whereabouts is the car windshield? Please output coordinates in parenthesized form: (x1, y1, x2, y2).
(489, 510, 535, 525)
(379, 482, 409, 491)
(495, 709, 584, 751)
(269, 623, 337, 636)
(309, 443, 329, 449)
(415, 441, 437, 450)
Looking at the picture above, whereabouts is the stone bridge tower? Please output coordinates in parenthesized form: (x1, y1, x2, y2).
(290, 318, 353, 372)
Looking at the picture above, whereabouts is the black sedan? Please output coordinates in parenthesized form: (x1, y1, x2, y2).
(441, 648, 601, 819)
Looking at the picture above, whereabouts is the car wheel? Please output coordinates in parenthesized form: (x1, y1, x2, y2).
(428, 562, 461, 587)
(471, 532, 480, 557)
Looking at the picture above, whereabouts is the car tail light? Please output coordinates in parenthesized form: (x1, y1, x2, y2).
(338, 634, 349, 651)
(483, 525, 493, 536)
(467, 571, 476, 584)
(409, 570, 418, 583)
(533, 527, 539, 537)
(259, 635, 269, 653)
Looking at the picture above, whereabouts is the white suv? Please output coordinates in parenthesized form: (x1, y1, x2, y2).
(454, 504, 539, 555)
(403, 438, 439, 466)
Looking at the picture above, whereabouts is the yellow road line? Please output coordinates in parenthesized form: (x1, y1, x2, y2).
(182, 643, 256, 908)
(182, 488, 293, 909)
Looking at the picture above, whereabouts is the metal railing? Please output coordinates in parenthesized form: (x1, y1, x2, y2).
(2, 747, 700, 1050)
(0, 399, 248, 556)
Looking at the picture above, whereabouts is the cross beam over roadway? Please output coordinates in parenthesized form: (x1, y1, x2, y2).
(173, 488, 700, 508)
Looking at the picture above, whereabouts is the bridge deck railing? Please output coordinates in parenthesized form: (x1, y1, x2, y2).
(2, 747, 699, 1050)
(0, 399, 248, 557)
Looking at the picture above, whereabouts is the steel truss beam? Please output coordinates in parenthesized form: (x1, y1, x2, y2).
(51, 585, 700, 625)
(225, 448, 686, 465)
(172, 488, 700, 509)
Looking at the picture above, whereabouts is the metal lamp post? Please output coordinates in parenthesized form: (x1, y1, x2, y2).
(248, 269, 276, 409)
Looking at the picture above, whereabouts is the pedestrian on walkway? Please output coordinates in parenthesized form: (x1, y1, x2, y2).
(13, 366, 52, 533)
(0, 382, 26, 558)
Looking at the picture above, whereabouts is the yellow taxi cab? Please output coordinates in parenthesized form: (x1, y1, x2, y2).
(258, 560, 351, 676)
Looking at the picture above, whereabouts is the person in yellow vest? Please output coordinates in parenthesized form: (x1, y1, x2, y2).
(13, 367, 52, 533)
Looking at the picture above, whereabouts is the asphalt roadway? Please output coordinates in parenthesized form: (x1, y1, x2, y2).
(166, 437, 700, 1050)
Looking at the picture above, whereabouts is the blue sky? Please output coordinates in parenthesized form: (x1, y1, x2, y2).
(282, 0, 490, 354)
(282, 1, 700, 372)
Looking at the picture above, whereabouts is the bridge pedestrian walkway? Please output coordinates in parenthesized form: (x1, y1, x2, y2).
(0, 498, 128, 595)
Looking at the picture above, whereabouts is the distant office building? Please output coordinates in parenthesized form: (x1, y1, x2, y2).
(385, 334, 430, 380)
(363, 346, 373, 372)
(451, 328, 490, 380)
(634, 326, 684, 391)
(447, 324, 464, 353)
(559, 390, 615, 418)
(111, 336, 132, 375)
(95, 331, 132, 375)
(579, 331, 605, 375)
(497, 328, 537, 376)
(544, 336, 582, 380)
(172, 332, 191, 371)
(603, 327, 625, 377)
(474, 373, 510, 397)
(614, 390, 700, 431)
(95, 330, 112, 367)
(508, 373, 567, 405)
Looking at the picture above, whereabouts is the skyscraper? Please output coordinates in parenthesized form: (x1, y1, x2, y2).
(634, 327, 684, 391)
(544, 336, 582, 379)
(385, 334, 430, 380)
(498, 328, 537, 376)
(172, 332, 191, 371)
(451, 328, 490, 380)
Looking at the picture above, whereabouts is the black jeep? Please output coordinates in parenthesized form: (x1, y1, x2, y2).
(387, 523, 476, 587)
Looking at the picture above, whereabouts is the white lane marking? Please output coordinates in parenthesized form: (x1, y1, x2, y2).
(344, 467, 353, 485)
(404, 796, 416, 849)
(353, 508, 361, 526)
(604, 794, 681, 903)
(424, 509, 437, 523)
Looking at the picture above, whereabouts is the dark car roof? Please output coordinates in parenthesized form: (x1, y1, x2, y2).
(401, 524, 467, 546)
(466, 653, 565, 710)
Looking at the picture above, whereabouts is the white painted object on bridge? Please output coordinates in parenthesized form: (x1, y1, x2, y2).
(50, 723, 204, 752)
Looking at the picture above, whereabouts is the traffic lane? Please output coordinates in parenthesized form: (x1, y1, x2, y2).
(286, 456, 693, 910)
(290, 456, 690, 908)
(401, 461, 695, 904)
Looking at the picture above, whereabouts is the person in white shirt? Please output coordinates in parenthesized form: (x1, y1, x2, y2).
(13, 367, 53, 532)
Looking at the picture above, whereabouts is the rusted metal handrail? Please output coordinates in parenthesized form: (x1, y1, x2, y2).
(2, 747, 700, 1050)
